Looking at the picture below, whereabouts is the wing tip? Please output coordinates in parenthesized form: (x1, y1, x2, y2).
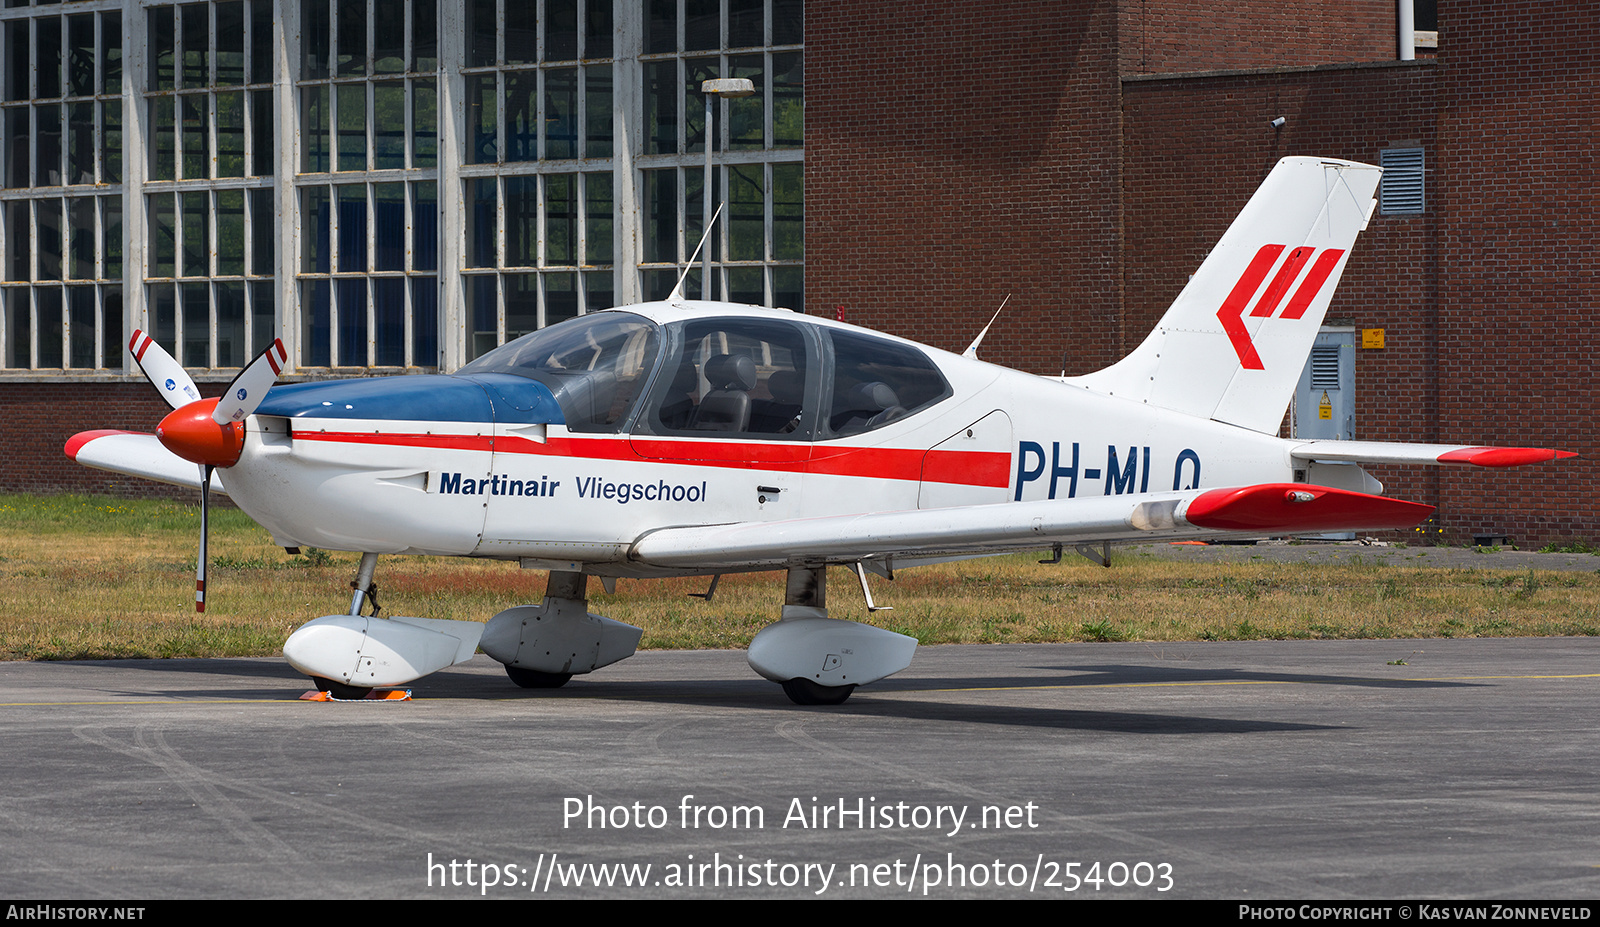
(1436, 447, 1577, 467)
(64, 429, 145, 461)
(1185, 483, 1433, 533)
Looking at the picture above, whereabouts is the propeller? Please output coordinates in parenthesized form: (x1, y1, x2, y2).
(128, 331, 288, 612)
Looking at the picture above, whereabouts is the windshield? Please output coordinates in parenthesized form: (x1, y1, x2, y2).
(459, 312, 662, 432)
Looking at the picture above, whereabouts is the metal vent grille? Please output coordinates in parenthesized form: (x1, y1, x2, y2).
(1380, 148, 1426, 215)
(1309, 345, 1342, 389)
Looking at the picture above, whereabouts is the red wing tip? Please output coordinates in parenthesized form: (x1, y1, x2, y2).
(1436, 447, 1576, 467)
(64, 429, 146, 460)
(1186, 484, 1434, 533)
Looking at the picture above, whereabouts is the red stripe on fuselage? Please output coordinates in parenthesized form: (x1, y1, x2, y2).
(294, 430, 1013, 487)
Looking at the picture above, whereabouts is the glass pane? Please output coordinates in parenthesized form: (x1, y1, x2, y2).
(546, 174, 575, 265)
(730, 55, 763, 150)
(585, 172, 612, 264)
(216, 280, 246, 365)
(503, 174, 536, 267)
(152, 284, 178, 356)
(413, 181, 437, 270)
(412, 0, 437, 72)
(102, 196, 122, 279)
(585, 0, 613, 58)
(36, 103, 61, 185)
(151, 7, 176, 91)
(303, 0, 330, 80)
(250, 187, 273, 275)
(505, 2, 536, 65)
(467, 74, 496, 164)
(4, 106, 28, 187)
(336, 0, 367, 76)
(729, 0, 762, 47)
(684, 0, 718, 51)
(374, 0, 405, 73)
(302, 279, 330, 365)
(773, 265, 802, 311)
(182, 191, 208, 276)
(545, 272, 577, 326)
(102, 11, 123, 94)
(216, 91, 245, 176)
(584, 66, 611, 158)
(102, 285, 122, 367)
(37, 287, 62, 367)
(373, 182, 404, 271)
(4, 22, 25, 103)
(151, 194, 176, 278)
(250, 279, 273, 354)
(412, 276, 436, 364)
(216, 189, 244, 275)
(645, 0, 676, 54)
(773, 0, 802, 45)
(181, 3, 209, 89)
(505, 272, 536, 340)
(545, 0, 577, 61)
(545, 69, 577, 159)
(102, 100, 121, 183)
(773, 52, 802, 149)
(372, 82, 405, 169)
(251, 88, 273, 175)
(67, 197, 94, 279)
(151, 97, 175, 180)
(182, 281, 210, 365)
(503, 71, 536, 163)
(250, 0, 271, 84)
(301, 186, 329, 273)
(467, 0, 495, 68)
(467, 177, 496, 268)
(685, 58, 719, 154)
(68, 14, 95, 97)
(217, 1, 245, 86)
(468, 274, 496, 359)
(643, 169, 675, 264)
(336, 184, 366, 272)
(37, 16, 61, 99)
(646, 61, 676, 155)
(728, 163, 763, 261)
(337, 277, 365, 364)
(412, 79, 436, 167)
(302, 85, 329, 172)
(373, 277, 404, 365)
(67, 101, 93, 184)
(3, 289, 29, 366)
(773, 162, 802, 260)
(584, 270, 613, 312)
(180, 93, 209, 179)
(35, 198, 61, 280)
(336, 83, 366, 171)
(728, 266, 762, 305)
(4, 202, 29, 280)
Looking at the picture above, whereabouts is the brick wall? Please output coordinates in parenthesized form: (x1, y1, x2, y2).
(1118, 0, 1397, 75)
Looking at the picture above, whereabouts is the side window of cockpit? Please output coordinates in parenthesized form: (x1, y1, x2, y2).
(825, 329, 951, 437)
(640, 319, 812, 438)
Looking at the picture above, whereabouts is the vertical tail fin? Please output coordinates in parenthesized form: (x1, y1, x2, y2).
(1074, 157, 1382, 434)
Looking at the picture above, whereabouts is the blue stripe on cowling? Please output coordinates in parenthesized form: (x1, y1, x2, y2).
(254, 374, 565, 425)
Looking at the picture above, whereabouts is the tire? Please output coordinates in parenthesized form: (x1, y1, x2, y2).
(781, 678, 856, 705)
(505, 665, 574, 689)
(311, 676, 373, 700)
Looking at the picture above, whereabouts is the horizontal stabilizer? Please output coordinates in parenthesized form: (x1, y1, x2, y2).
(64, 430, 223, 494)
(629, 484, 1432, 569)
(1291, 440, 1577, 468)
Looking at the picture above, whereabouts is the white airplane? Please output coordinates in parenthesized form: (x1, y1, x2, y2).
(66, 157, 1572, 704)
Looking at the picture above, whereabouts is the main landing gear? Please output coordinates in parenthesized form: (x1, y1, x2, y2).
(479, 570, 643, 686)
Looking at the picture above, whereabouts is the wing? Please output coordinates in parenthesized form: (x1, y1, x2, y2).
(629, 484, 1431, 570)
(64, 430, 224, 494)
(1291, 440, 1576, 468)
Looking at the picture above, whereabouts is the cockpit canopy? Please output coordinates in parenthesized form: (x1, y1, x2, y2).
(459, 310, 951, 439)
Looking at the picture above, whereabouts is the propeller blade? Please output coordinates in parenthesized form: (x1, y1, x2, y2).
(213, 339, 288, 425)
(197, 465, 212, 613)
(128, 330, 203, 411)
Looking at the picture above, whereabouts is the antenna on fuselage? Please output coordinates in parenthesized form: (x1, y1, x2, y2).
(668, 203, 726, 303)
(962, 295, 1011, 359)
